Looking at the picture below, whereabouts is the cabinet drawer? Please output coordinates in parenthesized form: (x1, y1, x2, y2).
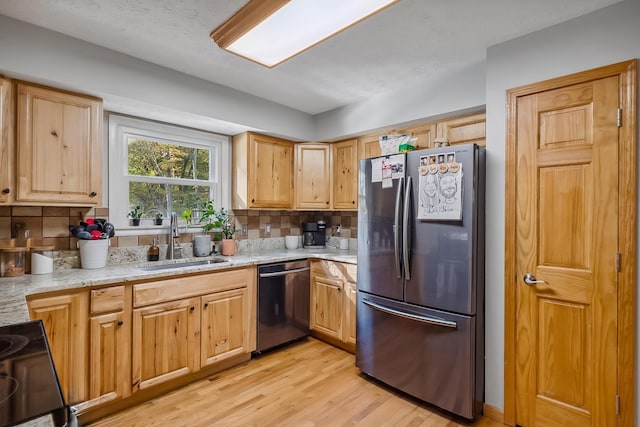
(133, 268, 249, 307)
(311, 260, 357, 283)
(90, 286, 125, 314)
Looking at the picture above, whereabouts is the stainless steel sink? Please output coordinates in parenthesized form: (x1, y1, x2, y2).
(140, 258, 228, 271)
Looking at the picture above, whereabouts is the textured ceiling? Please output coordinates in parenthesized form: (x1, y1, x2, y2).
(0, 0, 622, 115)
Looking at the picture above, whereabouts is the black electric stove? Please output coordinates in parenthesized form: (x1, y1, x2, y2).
(0, 320, 70, 427)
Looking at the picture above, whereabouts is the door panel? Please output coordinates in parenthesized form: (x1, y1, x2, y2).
(357, 157, 405, 301)
(515, 76, 619, 426)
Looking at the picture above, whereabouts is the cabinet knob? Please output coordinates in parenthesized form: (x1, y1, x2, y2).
(190, 306, 195, 312)
(1, 188, 9, 194)
(50, 130, 58, 137)
(251, 198, 255, 203)
(89, 191, 97, 197)
(326, 201, 329, 205)
(352, 200, 355, 204)
(117, 320, 123, 326)
(204, 303, 209, 308)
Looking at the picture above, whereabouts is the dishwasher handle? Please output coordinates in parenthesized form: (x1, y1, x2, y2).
(258, 266, 310, 278)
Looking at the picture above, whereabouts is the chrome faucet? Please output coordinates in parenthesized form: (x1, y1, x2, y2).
(168, 211, 182, 259)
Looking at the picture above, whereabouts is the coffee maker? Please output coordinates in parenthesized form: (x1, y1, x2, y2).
(302, 221, 326, 248)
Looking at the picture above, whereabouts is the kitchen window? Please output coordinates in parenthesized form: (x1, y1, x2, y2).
(108, 114, 230, 232)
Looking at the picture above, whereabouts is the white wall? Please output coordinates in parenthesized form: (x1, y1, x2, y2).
(0, 15, 315, 141)
(484, 0, 640, 412)
(314, 61, 486, 141)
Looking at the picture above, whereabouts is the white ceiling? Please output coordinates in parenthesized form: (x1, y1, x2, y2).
(0, 0, 622, 115)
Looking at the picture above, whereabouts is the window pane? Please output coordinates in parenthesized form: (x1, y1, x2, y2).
(127, 138, 210, 180)
(129, 182, 212, 218)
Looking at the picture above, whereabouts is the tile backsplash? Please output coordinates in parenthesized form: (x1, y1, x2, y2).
(0, 207, 357, 249)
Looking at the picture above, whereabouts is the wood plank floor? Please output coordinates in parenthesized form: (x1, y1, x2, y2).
(88, 338, 502, 427)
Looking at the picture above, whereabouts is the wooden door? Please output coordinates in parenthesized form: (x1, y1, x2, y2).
(249, 133, 293, 208)
(310, 273, 343, 340)
(89, 312, 130, 404)
(16, 83, 102, 205)
(510, 73, 628, 426)
(132, 297, 200, 392)
(295, 143, 331, 209)
(0, 76, 13, 203)
(201, 288, 248, 367)
(436, 112, 486, 147)
(27, 292, 89, 404)
(332, 139, 358, 210)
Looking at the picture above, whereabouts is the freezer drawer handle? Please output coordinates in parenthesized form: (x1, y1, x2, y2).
(363, 299, 457, 329)
(259, 267, 310, 278)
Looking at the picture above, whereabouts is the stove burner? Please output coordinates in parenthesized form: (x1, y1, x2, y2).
(0, 375, 19, 405)
(0, 335, 29, 359)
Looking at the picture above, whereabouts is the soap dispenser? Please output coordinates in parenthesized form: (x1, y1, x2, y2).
(147, 239, 160, 261)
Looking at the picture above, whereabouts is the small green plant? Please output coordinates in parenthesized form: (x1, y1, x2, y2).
(128, 205, 143, 219)
(215, 208, 237, 240)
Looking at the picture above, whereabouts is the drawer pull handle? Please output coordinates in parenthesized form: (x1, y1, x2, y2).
(190, 306, 195, 312)
(1, 188, 9, 194)
(117, 320, 123, 326)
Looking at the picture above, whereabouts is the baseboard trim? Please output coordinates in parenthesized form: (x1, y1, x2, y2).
(483, 403, 504, 423)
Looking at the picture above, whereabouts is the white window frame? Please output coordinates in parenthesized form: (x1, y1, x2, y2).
(108, 114, 231, 235)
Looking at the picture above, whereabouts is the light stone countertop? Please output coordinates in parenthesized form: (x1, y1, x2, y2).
(0, 247, 357, 327)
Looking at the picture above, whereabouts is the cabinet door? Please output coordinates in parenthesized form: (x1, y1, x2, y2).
(27, 292, 89, 404)
(89, 312, 131, 404)
(332, 139, 358, 210)
(201, 288, 249, 367)
(132, 297, 200, 392)
(295, 143, 331, 209)
(249, 134, 293, 208)
(343, 281, 357, 346)
(16, 83, 102, 205)
(0, 76, 13, 203)
(310, 273, 344, 340)
(358, 133, 382, 159)
(436, 112, 486, 147)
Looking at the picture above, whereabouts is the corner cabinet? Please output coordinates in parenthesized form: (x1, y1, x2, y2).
(232, 132, 294, 209)
(310, 260, 357, 353)
(16, 82, 103, 205)
(295, 143, 331, 210)
(0, 76, 13, 204)
(332, 139, 358, 210)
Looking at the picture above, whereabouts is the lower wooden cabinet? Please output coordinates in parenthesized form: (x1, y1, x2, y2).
(309, 260, 357, 352)
(89, 311, 130, 403)
(27, 266, 256, 419)
(201, 288, 250, 367)
(27, 292, 89, 405)
(132, 297, 201, 391)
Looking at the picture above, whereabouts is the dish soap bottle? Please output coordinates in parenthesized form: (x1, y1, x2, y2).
(147, 239, 160, 261)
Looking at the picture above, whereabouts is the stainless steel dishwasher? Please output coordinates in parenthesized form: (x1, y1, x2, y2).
(255, 259, 310, 354)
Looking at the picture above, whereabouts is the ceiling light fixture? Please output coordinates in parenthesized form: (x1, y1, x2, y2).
(210, 0, 399, 68)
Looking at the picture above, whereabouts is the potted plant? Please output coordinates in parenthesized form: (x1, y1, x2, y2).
(216, 208, 237, 256)
(128, 205, 143, 226)
(154, 213, 163, 226)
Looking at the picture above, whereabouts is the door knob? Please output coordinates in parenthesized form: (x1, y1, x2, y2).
(523, 273, 549, 286)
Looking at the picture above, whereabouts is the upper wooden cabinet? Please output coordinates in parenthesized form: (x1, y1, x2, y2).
(436, 112, 486, 147)
(232, 132, 294, 209)
(16, 82, 103, 205)
(295, 143, 331, 210)
(0, 76, 13, 204)
(357, 113, 484, 159)
(332, 139, 358, 210)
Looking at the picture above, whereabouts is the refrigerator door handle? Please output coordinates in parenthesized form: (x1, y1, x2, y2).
(362, 299, 457, 329)
(403, 176, 412, 280)
(394, 177, 404, 279)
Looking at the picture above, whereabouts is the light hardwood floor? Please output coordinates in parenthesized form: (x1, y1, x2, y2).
(88, 338, 502, 427)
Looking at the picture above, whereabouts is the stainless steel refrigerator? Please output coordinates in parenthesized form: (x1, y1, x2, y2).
(356, 143, 485, 420)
